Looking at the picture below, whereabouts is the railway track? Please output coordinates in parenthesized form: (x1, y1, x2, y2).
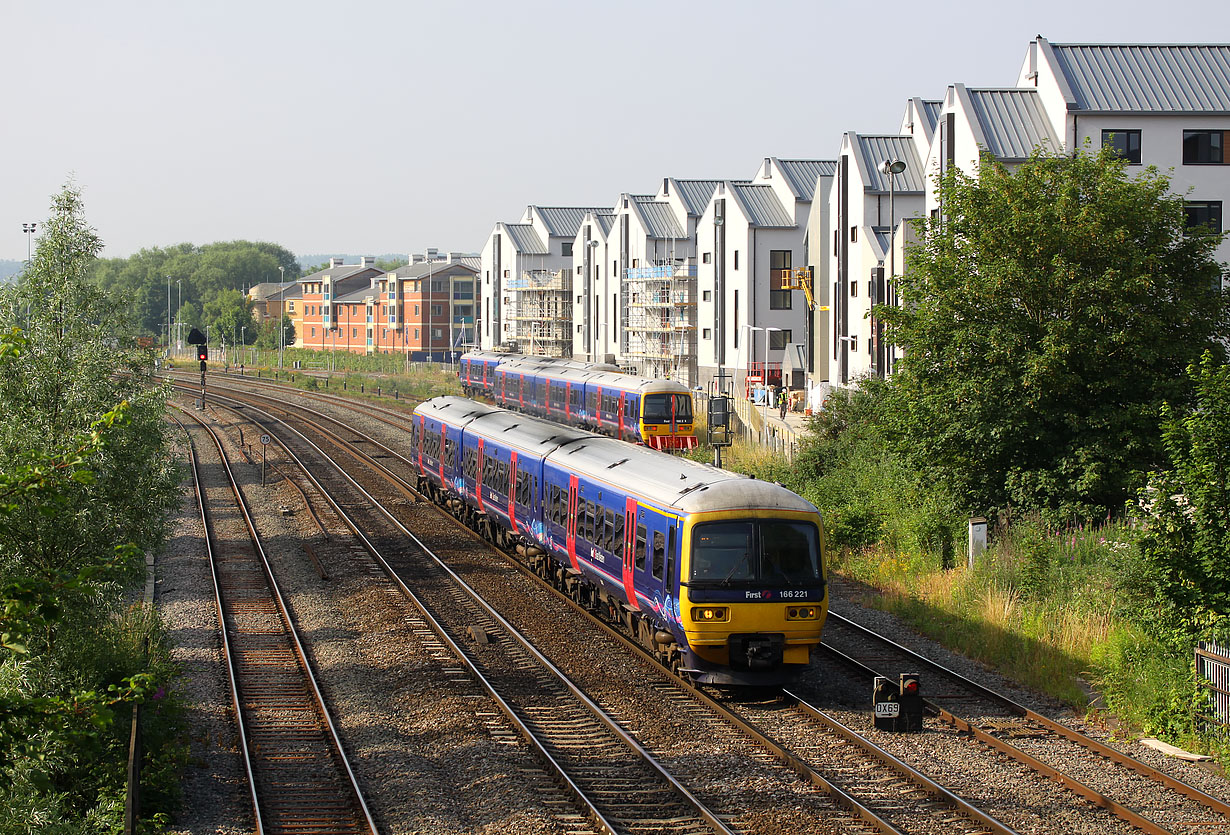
(175, 409, 378, 835)
(174, 377, 1230, 834)
(179, 381, 1032, 834)
(186, 390, 740, 835)
(820, 613, 1230, 835)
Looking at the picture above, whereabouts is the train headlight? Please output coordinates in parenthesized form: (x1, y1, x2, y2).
(786, 606, 819, 620)
(691, 607, 728, 623)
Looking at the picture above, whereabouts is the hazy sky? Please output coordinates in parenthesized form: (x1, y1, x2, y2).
(5, 0, 1229, 263)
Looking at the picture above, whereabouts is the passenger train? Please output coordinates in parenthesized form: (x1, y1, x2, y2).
(412, 395, 828, 686)
(458, 350, 697, 451)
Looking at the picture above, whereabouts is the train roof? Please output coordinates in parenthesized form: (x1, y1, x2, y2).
(417, 396, 591, 456)
(550, 435, 815, 515)
(580, 370, 692, 395)
(419, 397, 814, 517)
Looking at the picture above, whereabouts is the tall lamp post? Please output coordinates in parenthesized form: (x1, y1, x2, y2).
(425, 251, 434, 363)
(175, 279, 182, 353)
(22, 223, 36, 266)
(166, 276, 172, 352)
(879, 159, 906, 377)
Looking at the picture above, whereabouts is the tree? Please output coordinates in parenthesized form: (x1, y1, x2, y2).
(0, 184, 182, 830)
(1135, 352, 1230, 633)
(203, 287, 254, 346)
(881, 147, 1229, 517)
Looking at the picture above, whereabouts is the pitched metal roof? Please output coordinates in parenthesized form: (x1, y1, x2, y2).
(1049, 42, 1230, 112)
(730, 183, 795, 228)
(534, 206, 610, 238)
(502, 223, 548, 255)
(633, 197, 685, 238)
(593, 212, 616, 236)
(966, 88, 1061, 160)
(772, 159, 837, 200)
(673, 179, 722, 216)
(854, 135, 926, 193)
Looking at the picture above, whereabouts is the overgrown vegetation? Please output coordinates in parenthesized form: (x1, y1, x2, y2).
(709, 148, 1230, 755)
(0, 184, 184, 832)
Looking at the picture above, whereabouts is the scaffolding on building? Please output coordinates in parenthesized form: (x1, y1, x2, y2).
(624, 264, 697, 386)
(505, 269, 573, 357)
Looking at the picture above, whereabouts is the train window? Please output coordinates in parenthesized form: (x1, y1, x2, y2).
(635, 524, 647, 571)
(570, 388, 580, 409)
(547, 484, 558, 524)
(411, 422, 418, 449)
(587, 390, 598, 417)
(761, 521, 821, 582)
(667, 525, 676, 586)
(652, 531, 665, 579)
(586, 501, 597, 543)
(614, 513, 625, 552)
(604, 509, 615, 553)
(689, 521, 820, 586)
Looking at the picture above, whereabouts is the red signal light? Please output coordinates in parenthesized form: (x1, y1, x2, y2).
(197, 345, 208, 362)
(902, 678, 919, 695)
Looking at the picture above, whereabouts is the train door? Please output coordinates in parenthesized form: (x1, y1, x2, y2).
(566, 476, 579, 570)
(475, 438, 485, 512)
(622, 498, 639, 611)
(508, 451, 519, 533)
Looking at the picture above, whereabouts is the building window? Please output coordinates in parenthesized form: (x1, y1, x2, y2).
(1184, 201, 1223, 233)
(702, 252, 712, 264)
(769, 329, 791, 350)
(770, 250, 792, 309)
(733, 251, 739, 270)
(703, 328, 711, 339)
(850, 226, 858, 243)
(849, 335, 858, 352)
(1102, 129, 1141, 164)
(311, 327, 316, 337)
(1183, 130, 1226, 165)
(433, 305, 443, 316)
(703, 290, 712, 302)
(850, 280, 858, 297)
(733, 289, 739, 347)
(352, 327, 358, 338)
(562, 241, 573, 256)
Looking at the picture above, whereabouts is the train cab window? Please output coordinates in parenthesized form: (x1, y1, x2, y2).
(652, 531, 665, 579)
(689, 521, 821, 586)
(635, 524, 647, 571)
(642, 393, 694, 424)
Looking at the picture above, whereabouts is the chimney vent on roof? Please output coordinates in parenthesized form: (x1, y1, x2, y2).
(361, 256, 375, 267)
(329, 257, 346, 268)
(764, 158, 772, 178)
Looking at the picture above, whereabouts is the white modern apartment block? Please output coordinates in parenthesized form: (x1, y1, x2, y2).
(696, 159, 833, 394)
(569, 210, 616, 364)
(826, 133, 926, 386)
(1019, 37, 1230, 268)
(479, 205, 605, 353)
(581, 179, 723, 385)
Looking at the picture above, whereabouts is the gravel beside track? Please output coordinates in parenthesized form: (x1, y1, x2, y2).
(159, 376, 1230, 835)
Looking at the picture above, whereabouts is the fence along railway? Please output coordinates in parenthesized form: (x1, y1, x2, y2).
(176, 408, 378, 835)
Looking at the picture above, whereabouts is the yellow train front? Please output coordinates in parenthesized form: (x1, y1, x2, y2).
(671, 482, 827, 683)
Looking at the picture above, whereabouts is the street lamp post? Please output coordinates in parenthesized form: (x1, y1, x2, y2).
(176, 279, 182, 352)
(22, 223, 36, 266)
(879, 159, 906, 377)
(166, 277, 172, 352)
